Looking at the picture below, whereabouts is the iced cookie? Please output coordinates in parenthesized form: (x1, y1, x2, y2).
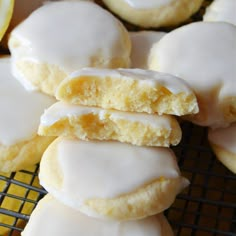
(39, 137, 189, 220)
(149, 22, 236, 128)
(8, 1, 131, 96)
(204, 0, 236, 26)
(208, 123, 236, 174)
(38, 101, 182, 147)
(22, 194, 174, 236)
(130, 31, 166, 68)
(102, 0, 203, 28)
(56, 68, 199, 116)
(0, 57, 55, 173)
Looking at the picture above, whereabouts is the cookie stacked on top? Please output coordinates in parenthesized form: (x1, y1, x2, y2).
(23, 69, 197, 234)
(6, 1, 200, 235)
(36, 66, 197, 219)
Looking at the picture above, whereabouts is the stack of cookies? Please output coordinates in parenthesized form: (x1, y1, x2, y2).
(13, 0, 199, 229)
(22, 68, 198, 235)
(3, 1, 202, 235)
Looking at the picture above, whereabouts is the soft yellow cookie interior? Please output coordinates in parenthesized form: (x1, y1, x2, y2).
(56, 70, 199, 116)
(39, 103, 182, 147)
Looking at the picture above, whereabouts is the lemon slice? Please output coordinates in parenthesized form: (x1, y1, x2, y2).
(0, 0, 14, 41)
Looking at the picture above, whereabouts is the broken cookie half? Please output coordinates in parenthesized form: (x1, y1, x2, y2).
(56, 68, 199, 116)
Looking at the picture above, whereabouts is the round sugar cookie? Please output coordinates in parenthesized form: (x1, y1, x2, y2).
(8, 1, 131, 96)
(56, 68, 199, 116)
(204, 0, 236, 26)
(38, 101, 182, 147)
(39, 137, 189, 221)
(102, 0, 204, 28)
(208, 123, 236, 174)
(0, 57, 55, 173)
(22, 194, 174, 236)
(130, 31, 166, 69)
(149, 22, 236, 128)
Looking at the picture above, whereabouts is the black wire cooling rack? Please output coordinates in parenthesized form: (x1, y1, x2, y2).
(0, 123, 235, 236)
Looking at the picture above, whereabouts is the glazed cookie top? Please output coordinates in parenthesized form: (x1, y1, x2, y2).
(124, 0, 174, 9)
(204, 0, 236, 26)
(9, 1, 130, 73)
(22, 195, 173, 236)
(208, 123, 236, 154)
(149, 22, 236, 128)
(0, 57, 55, 145)
(40, 137, 185, 200)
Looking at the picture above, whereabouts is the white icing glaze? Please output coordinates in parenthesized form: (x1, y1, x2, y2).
(124, 0, 174, 9)
(204, 0, 236, 26)
(45, 138, 180, 200)
(149, 22, 236, 128)
(40, 101, 176, 129)
(22, 195, 172, 236)
(0, 57, 55, 145)
(208, 123, 236, 153)
(61, 68, 194, 95)
(130, 31, 166, 69)
(10, 1, 129, 73)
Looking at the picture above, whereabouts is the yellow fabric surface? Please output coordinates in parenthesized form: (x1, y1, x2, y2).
(0, 166, 41, 235)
